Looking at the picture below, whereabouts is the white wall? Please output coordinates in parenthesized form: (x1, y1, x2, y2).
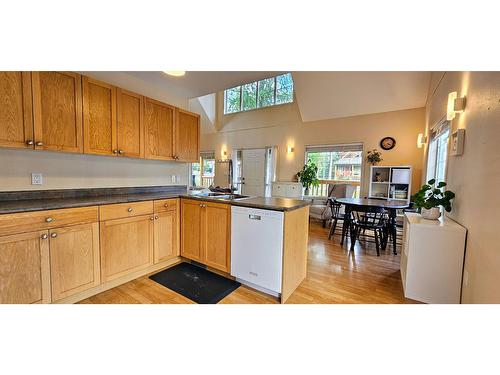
(424, 71, 500, 303)
(0, 148, 188, 191)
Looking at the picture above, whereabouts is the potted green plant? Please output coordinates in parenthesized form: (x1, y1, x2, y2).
(366, 149, 383, 165)
(296, 160, 320, 195)
(411, 179, 456, 220)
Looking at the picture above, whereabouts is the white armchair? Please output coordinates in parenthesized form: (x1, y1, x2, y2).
(308, 184, 356, 227)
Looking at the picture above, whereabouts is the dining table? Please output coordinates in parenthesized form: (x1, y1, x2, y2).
(332, 197, 410, 255)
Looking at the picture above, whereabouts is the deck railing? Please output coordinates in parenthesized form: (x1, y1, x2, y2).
(201, 176, 214, 188)
(310, 180, 361, 198)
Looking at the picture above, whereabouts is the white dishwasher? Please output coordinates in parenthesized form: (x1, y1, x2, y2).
(231, 206, 284, 295)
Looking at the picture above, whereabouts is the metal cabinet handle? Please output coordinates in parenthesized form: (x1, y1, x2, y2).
(127, 207, 133, 212)
(118, 150, 124, 155)
(45, 217, 54, 223)
(113, 150, 118, 154)
(164, 203, 168, 208)
(41, 233, 48, 240)
(150, 216, 155, 221)
(154, 215, 159, 220)
(51, 233, 57, 238)
(26, 140, 34, 146)
(36, 141, 43, 146)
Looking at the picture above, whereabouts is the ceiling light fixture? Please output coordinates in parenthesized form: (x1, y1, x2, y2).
(163, 71, 186, 77)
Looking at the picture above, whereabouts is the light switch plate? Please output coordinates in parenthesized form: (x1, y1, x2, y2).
(31, 173, 43, 185)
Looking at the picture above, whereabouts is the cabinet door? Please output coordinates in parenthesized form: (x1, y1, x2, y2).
(0, 230, 50, 304)
(83, 77, 117, 156)
(117, 89, 144, 158)
(180, 199, 203, 262)
(0, 72, 34, 149)
(100, 215, 154, 282)
(49, 223, 100, 301)
(174, 108, 200, 162)
(144, 97, 174, 160)
(203, 202, 231, 272)
(154, 208, 179, 263)
(32, 72, 83, 153)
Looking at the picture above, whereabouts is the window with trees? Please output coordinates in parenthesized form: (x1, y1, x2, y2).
(224, 73, 294, 114)
(304, 143, 363, 197)
(191, 152, 216, 188)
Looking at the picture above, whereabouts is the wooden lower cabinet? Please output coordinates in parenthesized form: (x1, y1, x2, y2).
(180, 199, 203, 262)
(49, 222, 100, 301)
(100, 214, 154, 282)
(180, 199, 231, 273)
(0, 230, 51, 304)
(154, 208, 179, 263)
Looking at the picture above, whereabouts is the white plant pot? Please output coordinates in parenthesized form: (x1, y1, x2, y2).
(421, 207, 441, 220)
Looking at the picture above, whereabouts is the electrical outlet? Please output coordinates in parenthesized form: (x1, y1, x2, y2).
(171, 175, 176, 183)
(31, 173, 43, 185)
(175, 175, 180, 183)
(463, 270, 469, 287)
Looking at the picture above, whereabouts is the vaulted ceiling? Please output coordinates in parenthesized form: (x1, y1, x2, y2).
(84, 71, 431, 124)
(292, 72, 431, 122)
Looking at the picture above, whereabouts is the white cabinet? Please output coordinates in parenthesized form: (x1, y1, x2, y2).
(369, 166, 412, 203)
(272, 182, 303, 198)
(401, 213, 467, 304)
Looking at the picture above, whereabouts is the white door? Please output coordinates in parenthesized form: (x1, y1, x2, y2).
(241, 148, 266, 196)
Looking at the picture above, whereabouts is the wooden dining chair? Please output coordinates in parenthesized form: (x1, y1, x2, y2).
(349, 206, 388, 256)
(328, 198, 347, 240)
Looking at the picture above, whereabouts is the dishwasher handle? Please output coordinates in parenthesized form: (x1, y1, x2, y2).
(248, 214, 262, 220)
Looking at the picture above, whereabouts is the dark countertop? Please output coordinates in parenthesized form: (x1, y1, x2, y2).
(200, 196, 311, 212)
(0, 186, 311, 214)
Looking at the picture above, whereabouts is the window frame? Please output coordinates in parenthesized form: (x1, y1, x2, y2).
(303, 143, 364, 197)
(426, 120, 451, 184)
(223, 73, 294, 115)
(190, 151, 216, 189)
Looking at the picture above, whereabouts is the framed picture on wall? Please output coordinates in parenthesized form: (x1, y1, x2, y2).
(451, 129, 465, 156)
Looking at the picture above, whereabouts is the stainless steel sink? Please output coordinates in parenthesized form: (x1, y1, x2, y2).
(197, 192, 250, 200)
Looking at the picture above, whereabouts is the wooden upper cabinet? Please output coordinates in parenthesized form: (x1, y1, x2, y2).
(144, 97, 174, 160)
(175, 108, 200, 162)
(0, 72, 34, 149)
(0, 230, 51, 304)
(83, 77, 117, 156)
(49, 222, 100, 302)
(204, 202, 230, 273)
(32, 72, 83, 153)
(117, 89, 144, 158)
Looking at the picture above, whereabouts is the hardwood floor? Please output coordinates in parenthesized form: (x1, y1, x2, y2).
(79, 221, 416, 304)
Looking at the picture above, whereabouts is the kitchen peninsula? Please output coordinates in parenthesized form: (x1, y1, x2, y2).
(0, 186, 310, 304)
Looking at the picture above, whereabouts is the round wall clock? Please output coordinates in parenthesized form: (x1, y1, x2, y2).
(380, 137, 396, 150)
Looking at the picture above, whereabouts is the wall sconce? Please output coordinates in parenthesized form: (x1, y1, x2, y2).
(287, 145, 294, 154)
(417, 133, 427, 148)
(447, 91, 467, 121)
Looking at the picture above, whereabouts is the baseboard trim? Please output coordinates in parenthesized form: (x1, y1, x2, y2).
(53, 257, 182, 304)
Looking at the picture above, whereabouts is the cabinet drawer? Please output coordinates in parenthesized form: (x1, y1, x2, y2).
(154, 198, 178, 213)
(0, 206, 98, 237)
(99, 201, 153, 221)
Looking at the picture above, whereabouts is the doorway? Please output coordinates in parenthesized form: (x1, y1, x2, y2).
(234, 147, 277, 197)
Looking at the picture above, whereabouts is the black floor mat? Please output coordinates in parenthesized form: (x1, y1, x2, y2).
(149, 262, 240, 304)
